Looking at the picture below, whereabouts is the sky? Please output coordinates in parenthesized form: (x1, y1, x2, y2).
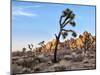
(12, 0, 96, 51)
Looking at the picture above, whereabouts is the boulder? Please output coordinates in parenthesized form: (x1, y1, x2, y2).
(22, 68, 31, 73)
(16, 58, 24, 66)
(64, 55, 72, 60)
(50, 63, 66, 71)
(34, 54, 49, 63)
(71, 52, 84, 62)
(45, 41, 52, 51)
(12, 64, 23, 74)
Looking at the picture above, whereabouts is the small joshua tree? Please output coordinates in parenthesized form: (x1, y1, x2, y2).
(53, 8, 77, 63)
(22, 47, 26, 56)
(38, 41, 45, 48)
(28, 44, 34, 51)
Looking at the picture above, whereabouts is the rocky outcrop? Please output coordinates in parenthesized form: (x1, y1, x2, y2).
(64, 31, 96, 51)
(45, 39, 61, 52)
(33, 31, 96, 54)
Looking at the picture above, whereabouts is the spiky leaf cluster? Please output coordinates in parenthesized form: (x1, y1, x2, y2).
(72, 32, 77, 37)
(70, 21, 76, 27)
(61, 31, 68, 39)
(60, 8, 76, 28)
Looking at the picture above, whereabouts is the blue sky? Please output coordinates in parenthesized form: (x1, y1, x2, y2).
(12, 0, 96, 51)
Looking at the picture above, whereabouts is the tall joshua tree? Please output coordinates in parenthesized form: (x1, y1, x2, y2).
(54, 8, 77, 63)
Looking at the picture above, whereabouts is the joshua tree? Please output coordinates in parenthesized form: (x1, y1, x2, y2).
(22, 47, 26, 56)
(53, 8, 77, 63)
(28, 44, 34, 51)
(38, 41, 45, 48)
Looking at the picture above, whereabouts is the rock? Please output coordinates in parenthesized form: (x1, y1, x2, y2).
(15, 57, 34, 68)
(75, 49, 83, 54)
(35, 54, 49, 63)
(45, 39, 60, 52)
(72, 52, 84, 62)
(32, 58, 40, 64)
(12, 56, 20, 61)
(45, 41, 52, 49)
(33, 63, 46, 72)
(83, 58, 89, 64)
(25, 57, 33, 61)
(45, 59, 71, 72)
(76, 38, 83, 50)
(47, 60, 52, 65)
(59, 59, 68, 65)
(50, 63, 67, 71)
(34, 68, 41, 72)
(37, 54, 45, 58)
(89, 59, 96, 64)
(12, 64, 23, 74)
(88, 54, 95, 59)
(64, 55, 72, 60)
(54, 66, 66, 71)
(16, 58, 24, 66)
(22, 68, 31, 73)
(83, 63, 96, 69)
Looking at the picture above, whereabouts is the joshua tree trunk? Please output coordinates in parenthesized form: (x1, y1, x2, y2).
(54, 30, 62, 63)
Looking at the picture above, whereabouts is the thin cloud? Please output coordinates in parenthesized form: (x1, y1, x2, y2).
(13, 6, 38, 17)
(13, 10, 37, 17)
(13, 2, 42, 17)
(16, 5, 41, 9)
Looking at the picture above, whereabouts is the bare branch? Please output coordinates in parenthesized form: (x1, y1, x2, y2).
(55, 34, 58, 39)
(62, 29, 77, 37)
(31, 44, 34, 48)
(59, 16, 63, 28)
(38, 41, 44, 45)
(62, 16, 69, 26)
(62, 19, 71, 28)
(62, 29, 75, 33)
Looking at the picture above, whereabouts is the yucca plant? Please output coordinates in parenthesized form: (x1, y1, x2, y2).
(22, 47, 26, 56)
(38, 41, 45, 48)
(53, 8, 77, 63)
(28, 44, 34, 51)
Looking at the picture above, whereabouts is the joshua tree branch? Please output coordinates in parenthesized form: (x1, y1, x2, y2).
(62, 19, 72, 28)
(62, 29, 75, 33)
(62, 16, 69, 26)
(59, 16, 63, 28)
(55, 34, 58, 39)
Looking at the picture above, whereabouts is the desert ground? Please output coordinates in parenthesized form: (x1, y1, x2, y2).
(12, 44, 96, 74)
(12, 31, 96, 74)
